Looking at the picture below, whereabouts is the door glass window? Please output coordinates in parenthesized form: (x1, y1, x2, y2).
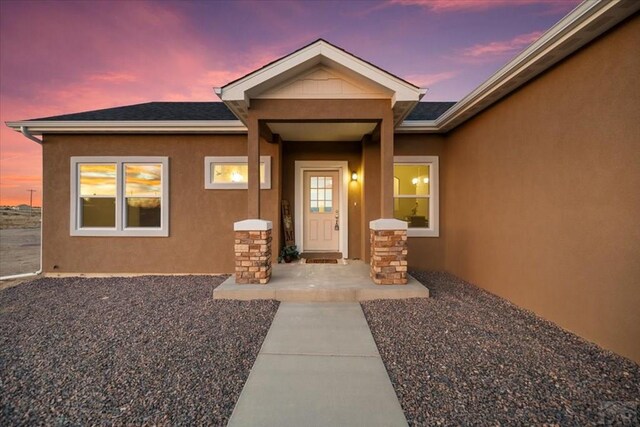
(310, 176, 333, 213)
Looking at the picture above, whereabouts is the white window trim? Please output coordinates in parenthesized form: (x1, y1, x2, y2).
(394, 155, 439, 238)
(70, 156, 169, 237)
(204, 156, 271, 189)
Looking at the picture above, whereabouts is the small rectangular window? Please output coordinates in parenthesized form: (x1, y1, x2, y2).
(393, 156, 439, 237)
(204, 156, 271, 189)
(71, 157, 169, 237)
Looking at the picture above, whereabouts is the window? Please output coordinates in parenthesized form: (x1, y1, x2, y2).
(204, 156, 271, 189)
(309, 176, 333, 213)
(71, 157, 169, 237)
(393, 156, 439, 237)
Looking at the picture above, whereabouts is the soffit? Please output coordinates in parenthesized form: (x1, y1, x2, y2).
(267, 122, 377, 142)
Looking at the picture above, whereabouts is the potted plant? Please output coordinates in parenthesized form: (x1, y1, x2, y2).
(278, 245, 300, 263)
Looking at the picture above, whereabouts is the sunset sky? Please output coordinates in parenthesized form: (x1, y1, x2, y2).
(0, 0, 582, 206)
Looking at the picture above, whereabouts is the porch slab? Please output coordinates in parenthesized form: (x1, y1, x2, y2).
(213, 261, 429, 302)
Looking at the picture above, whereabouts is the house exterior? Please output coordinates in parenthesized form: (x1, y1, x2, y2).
(6, 1, 640, 362)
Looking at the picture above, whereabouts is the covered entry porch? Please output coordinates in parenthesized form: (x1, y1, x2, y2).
(213, 260, 429, 302)
(215, 39, 427, 286)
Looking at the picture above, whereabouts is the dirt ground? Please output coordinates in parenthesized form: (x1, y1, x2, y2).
(0, 209, 41, 230)
(0, 228, 40, 278)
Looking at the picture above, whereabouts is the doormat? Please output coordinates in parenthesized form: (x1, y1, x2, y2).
(305, 258, 339, 264)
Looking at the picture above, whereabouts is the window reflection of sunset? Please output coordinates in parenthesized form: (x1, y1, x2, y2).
(79, 164, 116, 196)
(125, 164, 161, 197)
(212, 163, 266, 184)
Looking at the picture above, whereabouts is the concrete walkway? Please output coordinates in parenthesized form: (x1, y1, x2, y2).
(227, 302, 408, 426)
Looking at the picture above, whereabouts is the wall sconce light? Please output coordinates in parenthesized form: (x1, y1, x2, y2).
(411, 177, 429, 185)
(351, 171, 358, 181)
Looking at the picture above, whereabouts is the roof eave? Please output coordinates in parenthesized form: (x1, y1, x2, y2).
(433, 0, 639, 132)
(395, 121, 440, 133)
(5, 120, 248, 135)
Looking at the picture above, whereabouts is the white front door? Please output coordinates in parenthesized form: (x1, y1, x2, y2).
(303, 170, 340, 252)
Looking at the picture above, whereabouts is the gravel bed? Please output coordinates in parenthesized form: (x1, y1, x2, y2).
(362, 271, 640, 426)
(1, 276, 279, 425)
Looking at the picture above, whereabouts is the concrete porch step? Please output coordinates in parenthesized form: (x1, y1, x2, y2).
(213, 261, 429, 302)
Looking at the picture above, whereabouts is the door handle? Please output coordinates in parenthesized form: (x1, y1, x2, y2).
(334, 210, 340, 231)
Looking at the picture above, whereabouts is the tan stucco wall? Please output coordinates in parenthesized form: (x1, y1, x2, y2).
(443, 15, 640, 363)
(362, 135, 380, 262)
(42, 134, 280, 274)
(395, 134, 447, 270)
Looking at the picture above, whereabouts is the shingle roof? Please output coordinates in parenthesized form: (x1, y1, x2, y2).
(31, 102, 238, 121)
(405, 102, 456, 121)
(27, 101, 456, 122)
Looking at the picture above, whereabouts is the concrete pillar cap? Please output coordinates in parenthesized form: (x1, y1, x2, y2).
(369, 218, 408, 231)
(234, 219, 273, 231)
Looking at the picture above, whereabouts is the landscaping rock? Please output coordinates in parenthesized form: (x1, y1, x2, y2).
(361, 271, 640, 426)
(0, 275, 279, 425)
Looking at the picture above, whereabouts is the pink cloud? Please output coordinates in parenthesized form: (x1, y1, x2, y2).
(403, 71, 458, 87)
(88, 72, 138, 83)
(0, 0, 292, 206)
(388, 0, 575, 12)
(456, 31, 543, 62)
(1, 1, 212, 206)
(0, 174, 41, 189)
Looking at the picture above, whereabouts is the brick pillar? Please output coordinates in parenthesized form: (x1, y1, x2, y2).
(369, 219, 408, 285)
(234, 219, 272, 284)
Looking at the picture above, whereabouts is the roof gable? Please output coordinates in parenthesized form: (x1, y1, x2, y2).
(255, 65, 391, 100)
(215, 39, 425, 125)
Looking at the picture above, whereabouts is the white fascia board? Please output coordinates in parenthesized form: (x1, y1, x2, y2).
(220, 44, 324, 101)
(220, 40, 422, 104)
(316, 43, 421, 102)
(5, 120, 248, 134)
(431, 0, 638, 132)
(395, 120, 440, 133)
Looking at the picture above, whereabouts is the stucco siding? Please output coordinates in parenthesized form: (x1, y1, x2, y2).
(395, 134, 447, 271)
(42, 134, 280, 274)
(444, 15, 640, 362)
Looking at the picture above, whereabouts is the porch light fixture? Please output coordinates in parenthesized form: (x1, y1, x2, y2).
(351, 171, 358, 181)
(411, 177, 419, 185)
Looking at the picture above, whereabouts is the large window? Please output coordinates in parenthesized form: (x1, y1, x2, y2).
(393, 156, 439, 237)
(204, 156, 271, 189)
(71, 157, 169, 237)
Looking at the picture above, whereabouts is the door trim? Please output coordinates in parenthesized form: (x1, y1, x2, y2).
(294, 160, 349, 257)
